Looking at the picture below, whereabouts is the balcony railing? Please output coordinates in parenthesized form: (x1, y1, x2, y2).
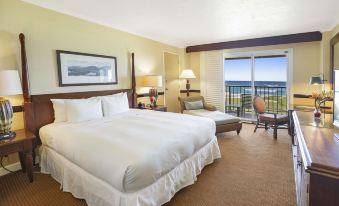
(225, 85, 287, 118)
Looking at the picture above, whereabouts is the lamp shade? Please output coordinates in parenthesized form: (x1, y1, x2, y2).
(309, 76, 323, 85)
(138, 75, 163, 87)
(180, 69, 196, 79)
(0, 70, 23, 96)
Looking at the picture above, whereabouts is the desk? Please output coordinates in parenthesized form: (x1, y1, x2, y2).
(292, 111, 339, 206)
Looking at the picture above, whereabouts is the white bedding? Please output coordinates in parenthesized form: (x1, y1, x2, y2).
(40, 109, 217, 193)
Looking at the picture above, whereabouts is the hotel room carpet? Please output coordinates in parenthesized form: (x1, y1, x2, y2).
(0, 124, 296, 206)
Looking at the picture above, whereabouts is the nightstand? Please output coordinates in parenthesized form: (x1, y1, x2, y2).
(145, 105, 167, 112)
(0, 129, 36, 182)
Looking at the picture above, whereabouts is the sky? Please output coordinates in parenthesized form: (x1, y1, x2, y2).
(224, 57, 287, 82)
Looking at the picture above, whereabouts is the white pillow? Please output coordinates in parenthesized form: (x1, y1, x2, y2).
(51, 99, 67, 123)
(65, 98, 103, 122)
(102, 92, 129, 117)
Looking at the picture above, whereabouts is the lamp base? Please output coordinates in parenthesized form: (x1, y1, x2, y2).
(0, 99, 14, 140)
(186, 79, 191, 97)
(0, 131, 16, 140)
(149, 88, 158, 107)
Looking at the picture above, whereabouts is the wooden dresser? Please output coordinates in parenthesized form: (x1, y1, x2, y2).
(292, 111, 339, 206)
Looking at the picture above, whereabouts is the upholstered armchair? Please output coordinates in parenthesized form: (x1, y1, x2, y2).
(253, 96, 289, 139)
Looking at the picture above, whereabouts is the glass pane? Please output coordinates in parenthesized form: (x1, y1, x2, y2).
(254, 56, 287, 114)
(224, 58, 253, 119)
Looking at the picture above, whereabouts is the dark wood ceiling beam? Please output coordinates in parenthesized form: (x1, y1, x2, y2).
(186, 31, 322, 53)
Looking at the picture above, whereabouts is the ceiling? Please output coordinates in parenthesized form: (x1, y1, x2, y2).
(22, 0, 339, 48)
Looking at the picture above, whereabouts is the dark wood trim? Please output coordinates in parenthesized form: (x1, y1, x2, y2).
(19, 33, 35, 135)
(225, 55, 287, 61)
(186, 31, 322, 53)
(137, 90, 200, 97)
(137, 92, 164, 98)
(294, 94, 312, 98)
(131, 52, 137, 108)
(180, 89, 200, 93)
(330, 32, 339, 86)
(254, 55, 287, 59)
(225, 57, 251, 60)
(13, 105, 23, 113)
(56, 50, 118, 86)
(19, 34, 30, 104)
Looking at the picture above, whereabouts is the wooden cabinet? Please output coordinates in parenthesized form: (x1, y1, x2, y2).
(292, 111, 339, 206)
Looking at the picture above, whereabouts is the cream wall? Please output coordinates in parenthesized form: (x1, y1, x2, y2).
(0, 0, 185, 95)
(0, 0, 185, 167)
(183, 52, 201, 90)
(332, 24, 339, 37)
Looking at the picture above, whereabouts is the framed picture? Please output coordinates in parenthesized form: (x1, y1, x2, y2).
(56, 50, 118, 86)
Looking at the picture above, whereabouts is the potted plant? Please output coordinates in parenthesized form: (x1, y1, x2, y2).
(311, 90, 333, 118)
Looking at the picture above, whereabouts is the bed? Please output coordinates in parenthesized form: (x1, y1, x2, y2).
(18, 33, 221, 206)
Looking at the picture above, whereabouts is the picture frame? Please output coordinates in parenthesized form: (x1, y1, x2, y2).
(56, 50, 118, 86)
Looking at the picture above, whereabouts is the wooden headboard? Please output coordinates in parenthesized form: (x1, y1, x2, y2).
(19, 33, 137, 138)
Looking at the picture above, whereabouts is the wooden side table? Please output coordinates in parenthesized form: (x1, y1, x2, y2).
(0, 129, 36, 182)
(146, 105, 167, 112)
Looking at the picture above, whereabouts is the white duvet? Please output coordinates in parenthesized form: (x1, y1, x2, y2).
(40, 109, 216, 193)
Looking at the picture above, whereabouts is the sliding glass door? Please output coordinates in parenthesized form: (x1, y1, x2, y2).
(225, 57, 254, 119)
(224, 51, 289, 120)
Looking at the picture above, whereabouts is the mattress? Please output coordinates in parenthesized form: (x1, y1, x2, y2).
(39, 109, 217, 193)
(184, 109, 241, 125)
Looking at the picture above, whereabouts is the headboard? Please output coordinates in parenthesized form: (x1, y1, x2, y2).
(19, 33, 137, 139)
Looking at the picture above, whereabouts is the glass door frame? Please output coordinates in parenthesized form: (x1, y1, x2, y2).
(223, 49, 293, 120)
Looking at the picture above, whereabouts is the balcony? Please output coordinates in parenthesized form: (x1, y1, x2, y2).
(225, 85, 287, 119)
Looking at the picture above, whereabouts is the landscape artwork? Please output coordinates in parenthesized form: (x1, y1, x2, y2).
(57, 50, 117, 86)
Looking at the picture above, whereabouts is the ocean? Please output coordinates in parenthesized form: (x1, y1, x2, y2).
(225, 81, 286, 87)
(225, 81, 287, 96)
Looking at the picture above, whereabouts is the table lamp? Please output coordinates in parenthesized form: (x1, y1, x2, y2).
(0, 70, 23, 140)
(180, 69, 196, 96)
(138, 75, 163, 107)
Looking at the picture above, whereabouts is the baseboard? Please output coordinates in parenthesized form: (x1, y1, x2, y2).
(0, 162, 22, 176)
(0, 156, 40, 177)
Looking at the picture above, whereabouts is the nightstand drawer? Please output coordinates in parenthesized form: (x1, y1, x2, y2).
(0, 143, 23, 156)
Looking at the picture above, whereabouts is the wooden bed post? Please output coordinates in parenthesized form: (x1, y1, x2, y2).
(131, 52, 137, 108)
(19, 33, 35, 135)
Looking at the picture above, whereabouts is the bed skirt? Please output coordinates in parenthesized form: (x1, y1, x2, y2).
(40, 137, 221, 206)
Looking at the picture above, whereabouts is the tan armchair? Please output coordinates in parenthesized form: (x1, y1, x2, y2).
(178, 96, 242, 134)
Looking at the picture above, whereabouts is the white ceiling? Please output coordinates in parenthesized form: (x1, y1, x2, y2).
(22, 0, 339, 48)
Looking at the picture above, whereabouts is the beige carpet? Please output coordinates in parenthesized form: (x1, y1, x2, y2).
(0, 124, 296, 206)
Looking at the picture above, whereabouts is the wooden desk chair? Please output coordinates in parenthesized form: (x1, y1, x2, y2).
(253, 96, 289, 139)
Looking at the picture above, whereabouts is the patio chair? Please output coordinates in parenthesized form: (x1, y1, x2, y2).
(253, 96, 289, 139)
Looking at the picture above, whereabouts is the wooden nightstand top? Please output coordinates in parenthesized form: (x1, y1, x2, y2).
(146, 105, 167, 112)
(0, 129, 36, 146)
